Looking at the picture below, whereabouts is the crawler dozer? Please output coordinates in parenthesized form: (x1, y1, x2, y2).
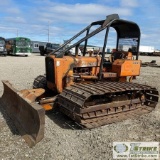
(1, 14, 159, 147)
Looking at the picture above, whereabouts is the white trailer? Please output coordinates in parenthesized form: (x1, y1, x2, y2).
(139, 46, 154, 55)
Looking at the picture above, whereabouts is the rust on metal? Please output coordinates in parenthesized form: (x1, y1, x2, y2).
(80, 75, 98, 79)
(58, 81, 159, 128)
(102, 72, 117, 78)
(80, 98, 140, 114)
(42, 103, 53, 110)
(39, 96, 57, 105)
(39, 96, 58, 111)
(19, 88, 45, 103)
(0, 80, 45, 147)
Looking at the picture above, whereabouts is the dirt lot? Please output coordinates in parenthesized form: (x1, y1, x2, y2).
(0, 54, 160, 160)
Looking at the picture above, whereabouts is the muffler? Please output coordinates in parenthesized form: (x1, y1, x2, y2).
(0, 80, 45, 147)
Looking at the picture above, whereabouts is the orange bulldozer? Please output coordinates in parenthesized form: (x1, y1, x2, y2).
(0, 14, 159, 147)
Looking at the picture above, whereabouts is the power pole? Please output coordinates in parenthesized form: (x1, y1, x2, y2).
(17, 29, 18, 37)
(48, 21, 50, 42)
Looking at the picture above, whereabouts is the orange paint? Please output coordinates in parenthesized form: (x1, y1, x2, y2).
(42, 104, 53, 111)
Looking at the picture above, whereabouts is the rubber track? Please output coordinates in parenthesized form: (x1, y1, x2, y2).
(57, 82, 159, 128)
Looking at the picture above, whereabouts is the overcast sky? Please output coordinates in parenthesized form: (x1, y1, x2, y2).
(0, 0, 159, 49)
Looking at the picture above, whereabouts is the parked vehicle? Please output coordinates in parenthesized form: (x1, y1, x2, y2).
(1, 14, 159, 147)
(39, 43, 82, 56)
(6, 37, 32, 56)
(30, 41, 47, 53)
(0, 37, 7, 56)
(139, 46, 154, 56)
(39, 43, 61, 56)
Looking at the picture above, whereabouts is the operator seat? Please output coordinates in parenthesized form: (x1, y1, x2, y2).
(109, 48, 133, 62)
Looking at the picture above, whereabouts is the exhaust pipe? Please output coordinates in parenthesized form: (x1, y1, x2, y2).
(0, 80, 45, 147)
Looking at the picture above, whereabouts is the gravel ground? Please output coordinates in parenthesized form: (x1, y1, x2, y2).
(0, 54, 160, 160)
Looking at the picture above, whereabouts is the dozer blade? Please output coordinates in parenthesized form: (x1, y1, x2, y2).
(0, 80, 45, 147)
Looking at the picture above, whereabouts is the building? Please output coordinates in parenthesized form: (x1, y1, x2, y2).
(31, 41, 48, 53)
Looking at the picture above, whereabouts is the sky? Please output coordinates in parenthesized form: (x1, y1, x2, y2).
(0, 0, 160, 49)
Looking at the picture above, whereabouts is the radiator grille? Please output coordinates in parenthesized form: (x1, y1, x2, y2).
(45, 57, 55, 83)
